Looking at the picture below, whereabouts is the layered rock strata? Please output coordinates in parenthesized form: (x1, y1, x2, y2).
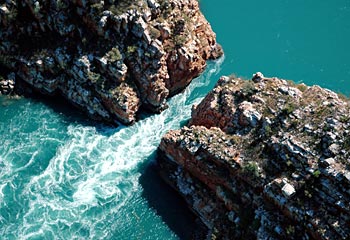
(0, 0, 222, 124)
(158, 73, 350, 239)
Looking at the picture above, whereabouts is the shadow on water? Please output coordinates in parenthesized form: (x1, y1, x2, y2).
(19, 90, 122, 134)
(139, 152, 196, 240)
(19, 89, 198, 240)
(27, 92, 93, 121)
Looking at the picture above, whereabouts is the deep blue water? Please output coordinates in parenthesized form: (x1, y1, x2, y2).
(1, 1, 350, 239)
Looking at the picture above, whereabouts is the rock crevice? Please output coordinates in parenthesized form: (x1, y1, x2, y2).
(0, 0, 222, 124)
(158, 73, 350, 239)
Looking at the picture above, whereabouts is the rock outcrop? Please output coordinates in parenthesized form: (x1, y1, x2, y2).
(0, 72, 16, 95)
(0, 0, 222, 124)
(158, 73, 350, 239)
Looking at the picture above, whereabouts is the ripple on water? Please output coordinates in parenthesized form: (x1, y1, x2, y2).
(0, 57, 224, 239)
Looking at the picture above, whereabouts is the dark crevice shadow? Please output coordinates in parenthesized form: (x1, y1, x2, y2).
(139, 153, 196, 240)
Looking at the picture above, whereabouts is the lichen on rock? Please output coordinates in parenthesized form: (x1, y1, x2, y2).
(0, 0, 222, 124)
(158, 73, 350, 239)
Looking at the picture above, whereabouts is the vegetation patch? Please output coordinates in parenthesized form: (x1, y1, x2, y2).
(243, 162, 259, 178)
(106, 47, 122, 62)
(282, 102, 296, 115)
(240, 80, 256, 99)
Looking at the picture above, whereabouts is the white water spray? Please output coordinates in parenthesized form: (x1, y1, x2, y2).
(0, 57, 224, 239)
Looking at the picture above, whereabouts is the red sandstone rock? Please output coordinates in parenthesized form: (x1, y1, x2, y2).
(159, 74, 350, 239)
(0, 0, 223, 124)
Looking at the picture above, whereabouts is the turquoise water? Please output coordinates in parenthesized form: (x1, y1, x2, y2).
(1, 1, 350, 239)
(201, 0, 350, 95)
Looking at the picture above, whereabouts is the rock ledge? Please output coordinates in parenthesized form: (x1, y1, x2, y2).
(0, 0, 222, 124)
(158, 73, 350, 239)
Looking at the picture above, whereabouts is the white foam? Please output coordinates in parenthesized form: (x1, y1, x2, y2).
(0, 57, 224, 238)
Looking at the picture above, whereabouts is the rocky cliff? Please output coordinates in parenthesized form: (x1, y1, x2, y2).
(0, 0, 222, 124)
(158, 73, 350, 239)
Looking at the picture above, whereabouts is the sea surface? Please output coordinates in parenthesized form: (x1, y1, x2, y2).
(0, 1, 350, 239)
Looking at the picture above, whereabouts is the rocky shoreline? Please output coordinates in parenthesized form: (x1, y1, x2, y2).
(2, 1, 350, 239)
(158, 73, 350, 239)
(0, 0, 222, 124)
